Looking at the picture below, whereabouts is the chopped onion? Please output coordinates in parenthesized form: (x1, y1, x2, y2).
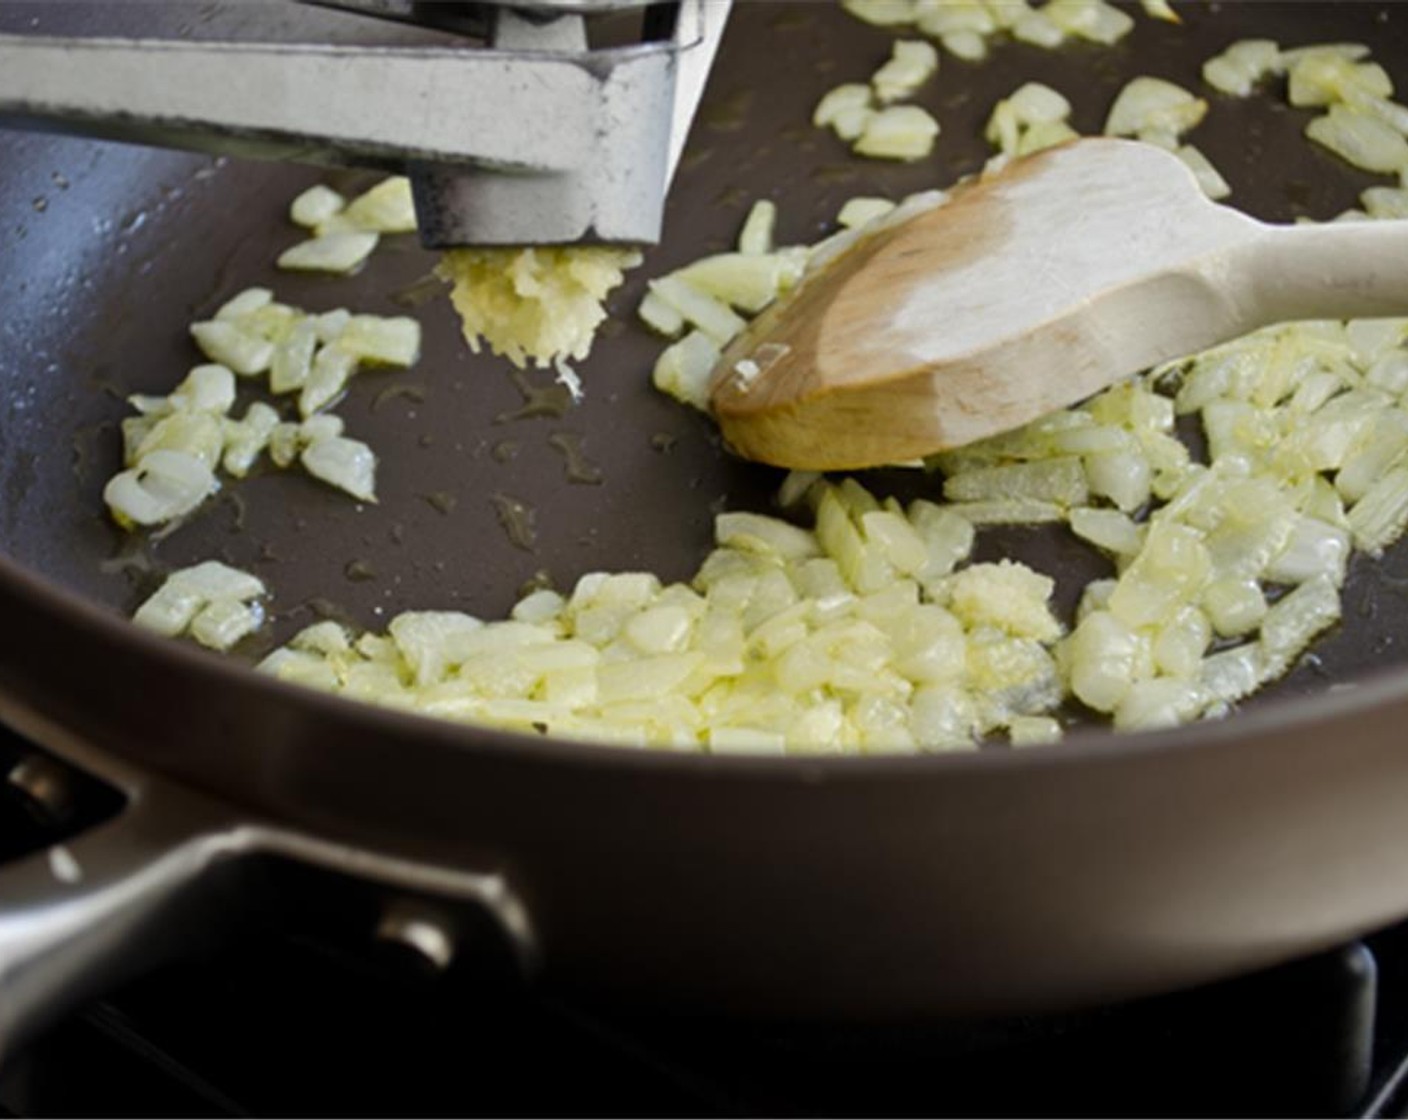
(1202, 39, 1282, 98)
(1305, 105, 1408, 174)
(133, 560, 266, 650)
(301, 435, 377, 503)
(214, 288, 273, 321)
(1139, 0, 1179, 24)
(814, 83, 875, 131)
(338, 176, 417, 234)
(276, 231, 380, 274)
(840, 0, 917, 26)
(104, 449, 217, 528)
(737, 200, 777, 255)
(1176, 144, 1232, 199)
(853, 105, 941, 161)
(871, 39, 939, 104)
(290, 184, 346, 229)
(648, 275, 748, 345)
(652, 330, 721, 412)
(1105, 76, 1208, 140)
(336, 315, 422, 367)
(189, 321, 274, 377)
(837, 196, 897, 229)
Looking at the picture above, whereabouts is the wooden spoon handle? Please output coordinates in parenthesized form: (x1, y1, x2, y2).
(1244, 219, 1408, 324)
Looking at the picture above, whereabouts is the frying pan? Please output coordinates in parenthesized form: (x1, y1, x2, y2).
(4, 0, 1408, 1064)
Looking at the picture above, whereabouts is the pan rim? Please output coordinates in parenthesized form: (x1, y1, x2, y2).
(3, 542, 1402, 782)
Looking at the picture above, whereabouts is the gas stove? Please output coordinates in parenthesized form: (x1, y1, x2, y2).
(2, 724, 1408, 1118)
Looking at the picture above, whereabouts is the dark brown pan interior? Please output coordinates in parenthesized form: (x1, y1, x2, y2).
(2, 1, 1407, 724)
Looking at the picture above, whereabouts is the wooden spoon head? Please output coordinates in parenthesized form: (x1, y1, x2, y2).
(711, 138, 1261, 470)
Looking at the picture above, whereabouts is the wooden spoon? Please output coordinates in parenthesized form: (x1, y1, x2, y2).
(710, 137, 1408, 470)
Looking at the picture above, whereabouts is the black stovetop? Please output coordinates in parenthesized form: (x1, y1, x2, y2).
(3, 731, 1408, 1118)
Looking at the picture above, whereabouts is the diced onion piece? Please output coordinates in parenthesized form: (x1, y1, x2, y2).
(277, 231, 380, 274)
(1280, 42, 1370, 67)
(838, 197, 897, 229)
(1153, 606, 1212, 679)
(872, 39, 939, 104)
(1202, 577, 1267, 637)
(214, 287, 273, 322)
(301, 436, 377, 502)
(652, 330, 720, 412)
(916, 0, 994, 37)
(1109, 523, 1209, 628)
(300, 344, 358, 417)
(1105, 76, 1208, 140)
(337, 315, 422, 367)
(1085, 448, 1153, 512)
(290, 184, 346, 229)
(716, 512, 819, 561)
(269, 319, 318, 394)
(1008, 715, 1062, 746)
(313, 309, 352, 344)
(939, 30, 987, 62)
(1045, 0, 1134, 44)
(104, 449, 217, 528)
(339, 176, 417, 234)
(853, 105, 940, 161)
(648, 276, 747, 345)
(1202, 39, 1282, 97)
(1288, 54, 1392, 108)
(133, 411, 225, 470)
(1265, 516, 1350, 586)
(1012, 10, 1064, 48)
(1017, 119, 1080, 155)
(1008, 82, 1072, 125)
(908, 501, 975, 580)
(268, 422, 302, 468)
(171, 364, 237, 415)
(1113, 678, 1200, 731)
(1066, 610, 1144, 712)
(1139, 0, 1179, 23)
(841, 0, 917, 26)
(672, 252, 803, 315)
(1176, 145, 1232, 199)
(639, 291, 686, 337)
(1305, 105, 1408, 174)
(738, 200, 777, 255)
(133, 560, 265, 648)
(222, 401, 281, 477)
(1258, 575, 1341, 679)
(814, 83, 875, 130)
(1347, 466, 1408, 554)
(1348, 94, 1408, 138)
(986, 99, 1020, 155)
(1070, 507, 1142, 555)
(300, 413, 345, 443)
(190, 598, 265, 652)
(189, 321, 274, 377)
(389, 611, 485, 687)
(833, 105, 878, 143)
(1361, 186, 1408, 219)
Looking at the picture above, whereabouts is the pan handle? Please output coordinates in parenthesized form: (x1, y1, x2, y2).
(0, 783, 250, 1067)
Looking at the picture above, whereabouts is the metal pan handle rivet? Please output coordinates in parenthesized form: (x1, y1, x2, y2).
(375, 901, 456, 971)
(6, 754, 75, 823)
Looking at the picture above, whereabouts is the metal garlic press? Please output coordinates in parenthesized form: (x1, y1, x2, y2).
(0, 0, 732, 246)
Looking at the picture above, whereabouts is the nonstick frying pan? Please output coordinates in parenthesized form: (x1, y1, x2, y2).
(4, 0, 1408, 1064)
